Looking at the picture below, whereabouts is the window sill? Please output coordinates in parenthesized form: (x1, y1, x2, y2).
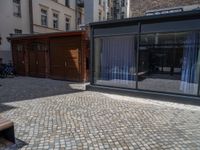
(13, 14, 21, 18)
(41, 25, 48, 27)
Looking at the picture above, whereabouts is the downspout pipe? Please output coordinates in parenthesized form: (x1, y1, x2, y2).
(29, 0, 33, 33)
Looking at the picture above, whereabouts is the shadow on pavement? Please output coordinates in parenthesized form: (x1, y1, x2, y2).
(87, 85, 200, 106)
(0, 77, 86, 112)
(0, 104, 17, 113)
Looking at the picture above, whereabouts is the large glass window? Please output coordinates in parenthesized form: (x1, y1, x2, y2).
(94, 36, 137, 89)
(13, 0, 21, 17)
(138, 31, 200, 95)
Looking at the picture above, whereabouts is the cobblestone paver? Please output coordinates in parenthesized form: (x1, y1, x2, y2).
(0, 77, 200, 150)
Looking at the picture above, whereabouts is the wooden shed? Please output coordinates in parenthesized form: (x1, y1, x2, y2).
(11, 31, 89, 82)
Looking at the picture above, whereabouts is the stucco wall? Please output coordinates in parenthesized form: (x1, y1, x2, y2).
(0, 0, 30, 63)
(130, 0, 200, 17)
(32, 0, 78, 33)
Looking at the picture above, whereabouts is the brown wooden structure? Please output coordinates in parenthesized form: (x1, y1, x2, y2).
(0, 117, 15, 144)
(11, 31, 89, 82)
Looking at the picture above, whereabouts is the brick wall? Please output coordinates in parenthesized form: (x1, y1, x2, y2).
(130, 0, 200, 17)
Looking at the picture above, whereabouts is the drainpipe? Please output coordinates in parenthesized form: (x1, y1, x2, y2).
(75, 0, 78, 30)
(29, 0, 34, 33)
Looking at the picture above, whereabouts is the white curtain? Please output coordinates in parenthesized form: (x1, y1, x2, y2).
(180, 32, 200, 95)
(100, 36, 135, 84)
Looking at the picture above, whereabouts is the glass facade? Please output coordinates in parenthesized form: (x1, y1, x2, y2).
(93, 31, 200, 96)
(94, 36, 137, 88)
(139, 32, 200, 95)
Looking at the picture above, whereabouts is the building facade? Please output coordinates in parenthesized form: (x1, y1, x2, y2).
(0, 0, 30, 64)
(90, 10, 200, 98)
(0, 0, 84, 64)
(31, 0, 84, 33)
(84, 0, 114, 24)
(130, 0, 200, 17)
(112, 0, 131, 19)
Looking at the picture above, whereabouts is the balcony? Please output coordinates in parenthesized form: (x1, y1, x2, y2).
(77, 0, 84, 7)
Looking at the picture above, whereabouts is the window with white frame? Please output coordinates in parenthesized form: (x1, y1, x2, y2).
(121, 12, 125, 19)
(121, 0, 125, 7)
(13, 0, 21, 17)
(53, 13, 59, 29)
(41, 9, 48, 26)
(65, 0, 70, 7)
(77, 12, 82, 25)
(65, 17, 70, 31)
(99, 11, 102, 21)
(107, 0, 110, 7)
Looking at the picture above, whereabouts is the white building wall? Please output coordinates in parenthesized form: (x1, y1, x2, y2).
(84, 0, 94, 24)
(0, 0, 85, 63)
(0, 0, 30, 63)
(32, 0, 83, 33)
(84, 0, 111, 24)
(113, 0, 131, 19)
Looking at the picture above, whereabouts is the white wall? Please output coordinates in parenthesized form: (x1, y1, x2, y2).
(0, 0, 85, 63)
(84, 0, 94, 24)
(0, 0, 30, 63)
(84, 0, 110, 25)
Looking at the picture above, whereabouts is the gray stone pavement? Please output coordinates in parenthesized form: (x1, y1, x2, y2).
(0, 77, 200, 150)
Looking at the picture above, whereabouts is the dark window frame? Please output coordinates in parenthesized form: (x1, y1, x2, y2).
(91, 22, 200, 97)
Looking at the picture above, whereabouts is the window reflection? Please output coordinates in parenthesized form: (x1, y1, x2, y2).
(94, 36, 137, 88)
(139, 32, 200, 95)
(93, 31, 200, 96)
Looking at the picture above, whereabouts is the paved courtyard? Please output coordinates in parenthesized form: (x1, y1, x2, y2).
(0, 77, 200, 150)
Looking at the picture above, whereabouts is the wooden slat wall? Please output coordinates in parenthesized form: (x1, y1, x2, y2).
(11, 31, 89, 82)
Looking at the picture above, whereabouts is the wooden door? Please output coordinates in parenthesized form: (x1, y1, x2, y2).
(29, 50, 37, 76)
(16, 51, 25, 75)
(64, 49, 80, 81)
(50, 36, 81, 81)
(12, 43, 26, 75)
(37, 51, 46, 77)
(50, 42, 66, 80)
(29, 42, 46, 77)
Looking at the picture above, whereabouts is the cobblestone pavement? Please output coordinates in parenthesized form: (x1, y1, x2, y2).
(1, 77, 200, 150)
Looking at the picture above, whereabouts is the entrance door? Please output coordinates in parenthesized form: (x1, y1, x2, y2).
(29, 49, 37, 76)
(29, 42, 46, 77)
(64, 49, 80, 81)
(50, 36, 81, 81)
(12, 43, 26, 75)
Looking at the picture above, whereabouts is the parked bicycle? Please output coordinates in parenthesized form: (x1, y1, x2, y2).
(0, 63, 15, 78)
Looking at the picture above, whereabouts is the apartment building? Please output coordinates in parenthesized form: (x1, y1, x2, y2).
(0, 0, 30, 64)
(84, 0, 113, 24)
(112, 0, 131, 19)
(31, 0, 84, 33)
(0, 0, 84, 64)
(111, 0, 200, 19)
(130, 0, 200, 17)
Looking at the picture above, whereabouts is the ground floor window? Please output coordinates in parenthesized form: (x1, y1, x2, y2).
(139, 31, 200, 95)
(94, 35, 137, 88)
(93, 31, 200, 96)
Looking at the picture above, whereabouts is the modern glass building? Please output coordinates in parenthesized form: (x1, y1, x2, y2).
(89, 10, 200, 98)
